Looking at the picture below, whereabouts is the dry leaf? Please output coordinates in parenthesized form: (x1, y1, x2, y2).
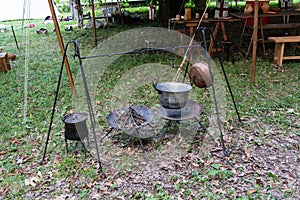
(256, 177, 264, 186)
(248, 189, 257, 194)
(215, 188, 226, 194)
(25, 176, 39, 187)
(244, 146, 251, 158)
(191, 162, 200, 167)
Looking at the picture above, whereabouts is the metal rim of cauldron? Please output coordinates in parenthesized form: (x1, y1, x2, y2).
(62, 113, 88, 125)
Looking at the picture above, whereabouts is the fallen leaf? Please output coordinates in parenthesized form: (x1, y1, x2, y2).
(248, 189, 257, 194)
(256, 177, 264, 186)
(268, 156, 277, 160)
(191, 162, 200, 167)
(25, 176, 39, 187)
(215, 188, 226, 194)
(244, 146, 251, 158)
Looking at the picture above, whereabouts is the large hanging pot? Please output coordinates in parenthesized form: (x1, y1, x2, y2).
(189, 61, 212, 88)
(153, 82, 192, 109)
(62, 113, 89, 141)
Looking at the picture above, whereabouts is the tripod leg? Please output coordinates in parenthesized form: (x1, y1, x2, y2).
(65, 137, 69, 154)
(100, 127, 114, 142)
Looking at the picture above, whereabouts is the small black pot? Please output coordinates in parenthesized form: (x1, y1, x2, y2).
(62, 113, 88, 141)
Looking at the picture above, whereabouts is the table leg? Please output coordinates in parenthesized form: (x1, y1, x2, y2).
(246, 18, 265, 59)
(278, 43, 285, 67)
(209, 22, 220, 54)
(259, 19, 266, 58)
(220, 22, 228, 42)
(246, 34, 253, 59)
(239, 18, 248, 51)
(274, 43, 284, 67)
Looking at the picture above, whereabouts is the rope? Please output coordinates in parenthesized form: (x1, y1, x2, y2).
(22, 0, 31, 134)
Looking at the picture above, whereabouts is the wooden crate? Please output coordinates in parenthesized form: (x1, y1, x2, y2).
(0, 53, 11, 73)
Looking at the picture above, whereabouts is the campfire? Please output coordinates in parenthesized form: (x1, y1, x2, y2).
(106, 105, 154, 138)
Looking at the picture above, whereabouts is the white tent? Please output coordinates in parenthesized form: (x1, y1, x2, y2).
(0, 0, 59, 21)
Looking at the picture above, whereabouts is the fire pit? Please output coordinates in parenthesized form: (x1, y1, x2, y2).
(106, 105, 154, 138)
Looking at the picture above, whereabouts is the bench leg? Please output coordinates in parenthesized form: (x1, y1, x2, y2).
(274, 42, 284, 67)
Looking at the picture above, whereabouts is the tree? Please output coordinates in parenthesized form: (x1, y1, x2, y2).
(158, 0, 207, 27)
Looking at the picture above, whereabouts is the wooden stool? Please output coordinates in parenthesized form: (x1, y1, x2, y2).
(0, 53, 11, 73)
(221, 41, 235, 64)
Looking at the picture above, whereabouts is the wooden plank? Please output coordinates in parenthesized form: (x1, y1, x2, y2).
(260, 23, 300, 29)
(268, 36, 300, 43)
(282, 56, 300, 60)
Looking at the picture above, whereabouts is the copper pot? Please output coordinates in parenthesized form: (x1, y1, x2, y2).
(189, 61, 212, 88)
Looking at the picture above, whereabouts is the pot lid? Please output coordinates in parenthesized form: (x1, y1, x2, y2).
(63, 113, 87, 124)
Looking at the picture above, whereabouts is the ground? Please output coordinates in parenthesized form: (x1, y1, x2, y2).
(0, 7, 299, 199)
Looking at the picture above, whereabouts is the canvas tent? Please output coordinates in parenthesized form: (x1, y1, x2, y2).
(0, 0, 59, 21)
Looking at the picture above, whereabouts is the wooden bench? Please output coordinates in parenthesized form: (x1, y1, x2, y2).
(268, 36, 300, 67)
(245, 23, 300, 58)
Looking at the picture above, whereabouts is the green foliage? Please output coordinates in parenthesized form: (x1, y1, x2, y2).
(184, 0, 195, 8)
(121, 0, 130, 8)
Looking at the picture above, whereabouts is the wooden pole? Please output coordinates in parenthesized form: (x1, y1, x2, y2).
(91, 0, 97, 47)
(251, 0, 259, 85)
(48, 0, 76, 96)
(116, 0, 124, 25)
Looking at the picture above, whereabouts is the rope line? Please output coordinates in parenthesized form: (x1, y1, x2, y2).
(22, 0, 31, 134)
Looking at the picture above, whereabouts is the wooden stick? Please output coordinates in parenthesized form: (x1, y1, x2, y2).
(174, 6, 209, 82)
(48, 0, 76, 96)
(91, 0, 97, 47)
(251, 0, 259, 85)
(116, 0, 124, 25)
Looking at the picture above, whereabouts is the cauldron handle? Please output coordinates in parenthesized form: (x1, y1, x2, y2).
(152, 79, 161, 93)
(190, 75, 195, 87)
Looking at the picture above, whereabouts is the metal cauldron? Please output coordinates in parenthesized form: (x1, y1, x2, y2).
(62, 113, 89, 141)
(153, 82, 192, 109)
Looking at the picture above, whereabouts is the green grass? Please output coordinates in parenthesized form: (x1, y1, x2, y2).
(0, 5, 299, 199)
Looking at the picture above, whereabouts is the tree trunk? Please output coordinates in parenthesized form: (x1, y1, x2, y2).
(158, 0, 182, 27)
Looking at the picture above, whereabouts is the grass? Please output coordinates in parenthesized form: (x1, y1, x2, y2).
(0, 4, 299, 199)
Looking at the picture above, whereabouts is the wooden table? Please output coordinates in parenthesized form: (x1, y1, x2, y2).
(230, 10, 300, 57)
(169, 17, 241, 55)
